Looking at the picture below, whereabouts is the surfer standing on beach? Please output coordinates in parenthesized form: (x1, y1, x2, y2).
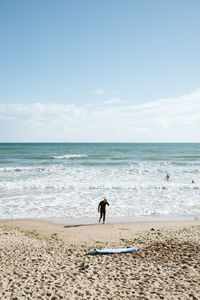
(98, 199, 109, 224)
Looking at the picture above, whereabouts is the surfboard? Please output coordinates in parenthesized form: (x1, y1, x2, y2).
(90, 247, 138, 254)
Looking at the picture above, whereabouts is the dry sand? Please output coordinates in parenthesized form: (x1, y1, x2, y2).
(0, 219, 199, 299)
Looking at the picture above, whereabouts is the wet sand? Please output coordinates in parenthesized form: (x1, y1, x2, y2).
(0, 219, 199, 299)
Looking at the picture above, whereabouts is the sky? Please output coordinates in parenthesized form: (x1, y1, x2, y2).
(0, 0, 200, 142)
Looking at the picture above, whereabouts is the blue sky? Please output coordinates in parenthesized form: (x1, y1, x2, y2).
(0, 0, 200, 142)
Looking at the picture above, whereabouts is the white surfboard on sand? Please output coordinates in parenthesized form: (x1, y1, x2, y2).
(90, 247, 138, 254)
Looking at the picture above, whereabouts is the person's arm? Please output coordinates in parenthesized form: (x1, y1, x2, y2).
(98, 202, 101, 212)
(106, 202, 109, 206)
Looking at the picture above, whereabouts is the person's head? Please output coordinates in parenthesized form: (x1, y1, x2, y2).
(104, 198, 107, 203)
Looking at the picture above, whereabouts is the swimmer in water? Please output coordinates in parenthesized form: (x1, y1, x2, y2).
(165, 174, 170, 181)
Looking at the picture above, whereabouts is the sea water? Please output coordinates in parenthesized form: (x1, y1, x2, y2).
(0, 143, 200, 220)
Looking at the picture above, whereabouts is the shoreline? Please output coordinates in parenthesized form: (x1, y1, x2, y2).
(0, 218, 199, 246)
(44, 214, 200, 224)
(0, 214, 199, 226)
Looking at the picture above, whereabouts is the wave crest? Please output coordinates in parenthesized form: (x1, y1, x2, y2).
(53, 154, 88, 159)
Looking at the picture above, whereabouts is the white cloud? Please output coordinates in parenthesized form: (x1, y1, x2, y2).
(0, 90, 200, 142)
(105, 98, 121, 104)
(90, 89, 105, 95)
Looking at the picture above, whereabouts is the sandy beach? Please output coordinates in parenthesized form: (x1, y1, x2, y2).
(0, 219, 199, 299)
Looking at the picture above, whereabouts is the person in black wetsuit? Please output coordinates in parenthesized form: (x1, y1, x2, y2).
(98, 198, 109, 224)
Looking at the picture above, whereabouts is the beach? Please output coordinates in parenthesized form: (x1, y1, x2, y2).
(1, 143, 200, 299)
(1, 0, 200, 296)
(0, 219, 199, 299)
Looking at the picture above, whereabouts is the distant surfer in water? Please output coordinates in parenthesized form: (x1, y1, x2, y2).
(98, 199, 109, 224)
(165, 174, 170, 181)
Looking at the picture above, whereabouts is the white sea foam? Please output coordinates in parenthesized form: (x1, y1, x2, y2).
(1, 143, 200, 219)
(0, 165, 200, 219)
(53, 154, 88, 159)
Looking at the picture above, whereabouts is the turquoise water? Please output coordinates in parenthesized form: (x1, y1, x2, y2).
(0, 143, 200, 219)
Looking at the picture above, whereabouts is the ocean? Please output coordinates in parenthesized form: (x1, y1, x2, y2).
(0, 143, 200, 220)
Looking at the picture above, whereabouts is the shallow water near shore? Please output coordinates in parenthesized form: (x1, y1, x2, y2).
(1, 142, 200, 219)
(44, 214, 199, 225)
